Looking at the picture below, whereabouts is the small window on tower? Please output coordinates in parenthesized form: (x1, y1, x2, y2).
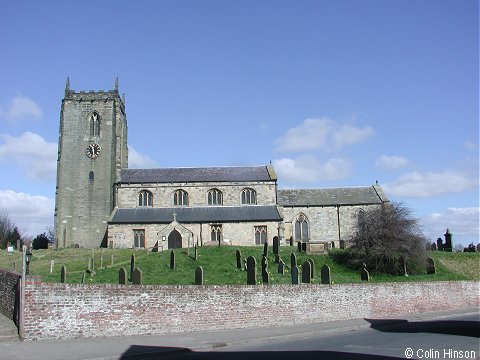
(89, 171, 94, 182)
(89, 112, 101, 137)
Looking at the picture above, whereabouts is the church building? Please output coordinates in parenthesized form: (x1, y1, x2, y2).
(54, 80, 389, 250)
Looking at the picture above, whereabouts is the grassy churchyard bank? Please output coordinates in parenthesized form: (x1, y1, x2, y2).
(1, 246, 478, 285)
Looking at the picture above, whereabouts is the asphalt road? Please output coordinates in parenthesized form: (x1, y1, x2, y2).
(205, 312, 480, 360)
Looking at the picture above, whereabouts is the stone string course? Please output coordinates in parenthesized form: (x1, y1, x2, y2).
(22, 277, 479, 341)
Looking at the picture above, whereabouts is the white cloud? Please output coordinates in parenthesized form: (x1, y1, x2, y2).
(382, 170, 478, 198)
(0, 190, 54, 237)
(464, 141, 477, 151)
(128, 145, 158, 168)
(0, 132, 57, 181)
(421, 207, 479, 246)
(0, 95, 43, 123)
(274, 117, 373, 153)
(273, 155, 351, 183)
(376, 155, 410, 170)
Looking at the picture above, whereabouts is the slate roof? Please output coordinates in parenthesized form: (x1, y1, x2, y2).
(119, 165, 276, 184)
(109, 205, 282, 224)
(277, 185, 388, 207)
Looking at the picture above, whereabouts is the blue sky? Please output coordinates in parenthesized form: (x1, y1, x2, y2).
(0, 0, 478, 246)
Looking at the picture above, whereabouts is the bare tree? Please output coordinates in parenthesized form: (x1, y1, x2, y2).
(0, 211, 15, 249)
(346, 202, 427, 275)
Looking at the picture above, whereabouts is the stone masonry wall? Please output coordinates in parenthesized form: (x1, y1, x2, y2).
(22, 276, 479, 341)
(0, 269, 20, 323)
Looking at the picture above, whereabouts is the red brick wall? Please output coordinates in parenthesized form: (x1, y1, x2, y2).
(22, 277, 479, 341)
(0, 269, 20, 323)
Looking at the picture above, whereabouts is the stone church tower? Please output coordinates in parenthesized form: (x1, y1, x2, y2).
(54, 78, 128, 248)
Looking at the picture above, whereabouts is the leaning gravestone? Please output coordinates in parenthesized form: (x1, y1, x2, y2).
(80, 272, 86, 284)
(320, 264, 331, 284)
(261, 255, 268, 275)
(308, 259, 315, 279)
(301, 261, 312, 284)
(426, 257, 436, 275)
(291, 266, 299, 284)
(60, 265, 67, 283)
(130, 254, 135, 279)
(236, 249, 242, 269)
(262, 271, 270, 284)
(195, 266, 204, 285)
(119, 267, 127, 285)
(247, 256, 257, 285)
(278, 260, 285, 275)
(132, 267, 142, 285)
(290, 252, 297, 270)
(361, 264, 370, 281)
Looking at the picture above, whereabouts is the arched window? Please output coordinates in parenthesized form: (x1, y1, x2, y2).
(89, 111, 101, 137)
(255, 226, 267, 245)
(357, 209, 366, 236)
(174, 189, 189, 206)
(211, 224, 222, 242)
(241, 188, 257, 204)
(207, 188, 223, 205)
(138, 190, 153, 207)
(295, 213, 309, 241)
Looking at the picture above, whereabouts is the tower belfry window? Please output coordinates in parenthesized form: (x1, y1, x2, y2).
(89, 112, 100, 137)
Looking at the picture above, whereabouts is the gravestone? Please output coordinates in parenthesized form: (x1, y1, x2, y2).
(60, 265, 67, 283)
(262, 270, 270, 284)
(81, 272, 86, 284)
(195, 266, 204, 285)
(308, 259, 315, 279)
(278, 260, 285, 275)
(247, 256, 257, 285)
(301, 242, 307, 252)
(436, 238, 443, 251)
(321, 264, 331, 284)
(119, 267, 127, 285)
(87, 257, 93, 272)
(273, 236, 279, 255)
(194, 245, 198, 261)
(263, 242, 268, 257)
(236, 249, 242, 269)
(111, 254, 114, 267)
(274, 254, 281, 264)
(243, 258, 247, 271)
(100, 248, 104, 269)
(261, 255, 268, 276)
(361, 264, 370, 281)
(50, 260, 54, 274)
(291, 266, 299, 284)
(426, 257, 436, 275)
(444, 229, 453, 252)
(289, 237, 293, 247)
(130, 254, 135, 279)
(301, 261, 312, 283)
(132, 267, 142, 285)
(297, 241, 302, 252)
(290, 253, 297, 270)
(170, 251, 175, 270)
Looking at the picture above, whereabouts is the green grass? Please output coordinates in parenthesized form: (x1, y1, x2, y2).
(1, 246, 478, 285)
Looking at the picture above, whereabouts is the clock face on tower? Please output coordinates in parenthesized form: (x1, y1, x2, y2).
(86, 143, 101, 159)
